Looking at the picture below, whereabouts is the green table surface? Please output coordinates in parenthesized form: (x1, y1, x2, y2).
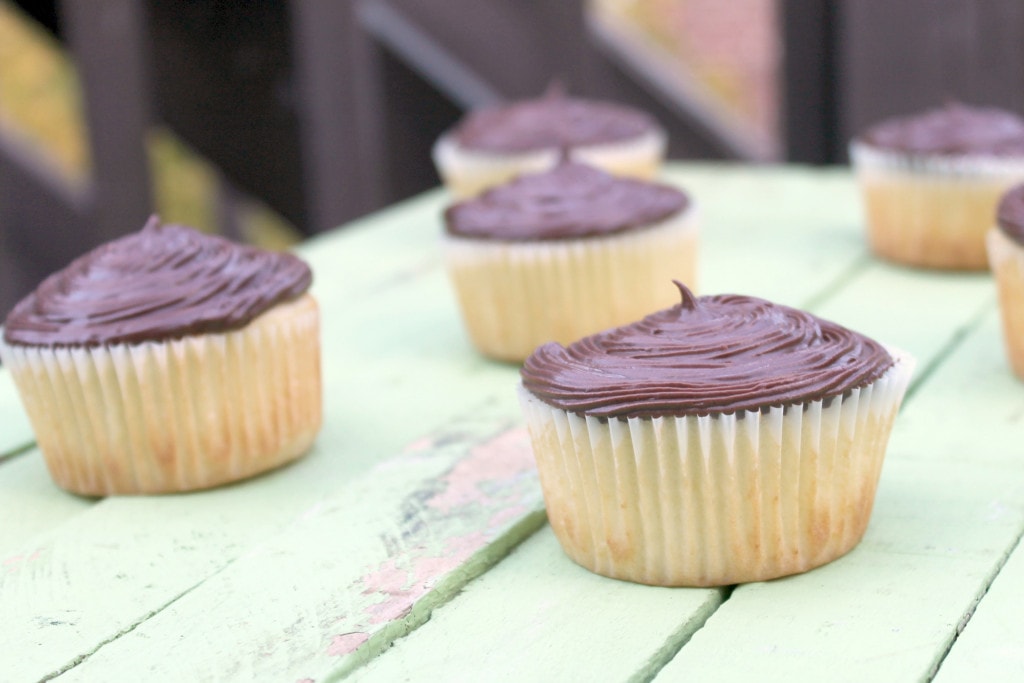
(2, 163, 1023, 682)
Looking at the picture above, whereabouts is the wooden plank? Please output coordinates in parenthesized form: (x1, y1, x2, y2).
(291, 0, 386, 230)
(0, 366, 33, 457)
(654, 458, 1024, 682)
(886, 310, 1024, 468)
(0, 451, 92, 555)
(809, 263, 995, 393)
(350, 527, 722, 683)
(781, 0, 839, 163)
(61, 0, 154, 241)
(670, 164, 871, 307)
(935, 532, 1024, 681)
(45, 422, 544, 682)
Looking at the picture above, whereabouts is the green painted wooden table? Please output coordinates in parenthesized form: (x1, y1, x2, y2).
(2, 164, 1023, 682)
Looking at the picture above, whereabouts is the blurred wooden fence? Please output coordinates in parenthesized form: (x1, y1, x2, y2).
(2, 0, 1024, 318)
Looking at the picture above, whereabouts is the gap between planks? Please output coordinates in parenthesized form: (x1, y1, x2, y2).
(0, 440, 35, 465)
(925, 522, 1024, 681)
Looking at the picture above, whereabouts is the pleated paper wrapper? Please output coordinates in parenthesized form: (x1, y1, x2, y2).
(987, 227, 1024, 379)
(444, 207, 698, 362)
(518, 349, 914, 587)
(850, 141, 1024, 270)
(432, 128, 666, 199)
(0, 294, 321, 496)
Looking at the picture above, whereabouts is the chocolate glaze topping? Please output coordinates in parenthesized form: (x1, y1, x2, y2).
(857, 103, 1024, 156)
(452, 88, 658, 153)
(3, 217, 312, 347)
(445, 161, 688, 241)
(998, 184, 1024, 244)
(521, 283, 894, 418)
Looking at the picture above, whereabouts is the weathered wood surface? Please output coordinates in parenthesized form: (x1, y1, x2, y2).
(350, 527, 725, 683)
(52, 421, 545, 682)
(0, 164, 1020, 682)
(935, 522, 1024, 681)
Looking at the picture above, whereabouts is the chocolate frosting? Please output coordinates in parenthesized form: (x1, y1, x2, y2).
(521, 283, 894, 418)
(444, 161, 688, 241)
(998, 184, 1024, 244)
(857, 103, 1024, 156)
(3, 217, 312, 347)
(452, 88, 658, 153)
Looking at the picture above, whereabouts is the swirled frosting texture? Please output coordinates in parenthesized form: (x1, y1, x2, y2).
(857, 103, 1024, 156)
(452, 90, 658, 153)
(3, 217, 312, 347)
(521, 286, 894, 418)
(998, 184, 1024, 244)
(445, 162, 688, 240)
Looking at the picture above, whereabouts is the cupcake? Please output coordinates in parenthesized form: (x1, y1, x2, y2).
(850, 103, 1024, 270)
(518, 282, 913, 586)
(0, 217, 321, 495)
(987, 184, 1024, 378)
(433, 85, 666, 199)
(444, 160, 697, 362)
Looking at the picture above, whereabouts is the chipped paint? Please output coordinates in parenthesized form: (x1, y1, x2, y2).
(324, 426, 542, 654)
(427, 428, 534, 514)
(326, 632, 369, 657)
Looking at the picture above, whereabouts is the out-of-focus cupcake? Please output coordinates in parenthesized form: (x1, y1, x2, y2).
(850, 103, 1024, 270)
(987, 184, 1024, 378)
(433, 86, 666, 199)
(444, 160, 697, 362)
(518, 283, 913, 587)
(0, 217, 322, 495)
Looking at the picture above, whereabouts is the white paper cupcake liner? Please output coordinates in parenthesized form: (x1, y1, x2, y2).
(432, 128, 666, 199)
(0, 294, 322, 495)
(850, 141, 1024, 270)
(518, 348, 914, 586)
(444, 205, 699, 362)
(987, 228, 1024, 379)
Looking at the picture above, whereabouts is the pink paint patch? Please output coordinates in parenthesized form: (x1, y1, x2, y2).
(327, 632, 369, 657)
(360, 559, 411, 595)
(366, 593, 422, 624)
(443, 531, 488, 557)
(359, 532, 494, 626)
(428, 428, 535, 514)
(410, 553, 463, 585)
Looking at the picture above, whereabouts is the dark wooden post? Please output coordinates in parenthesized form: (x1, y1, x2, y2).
(61, 0, 154, 238)
(782, 0, 840, 164)
(291, 0, 384, 232)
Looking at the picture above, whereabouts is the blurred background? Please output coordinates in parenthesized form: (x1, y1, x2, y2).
(0, 0, 1022, 318)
